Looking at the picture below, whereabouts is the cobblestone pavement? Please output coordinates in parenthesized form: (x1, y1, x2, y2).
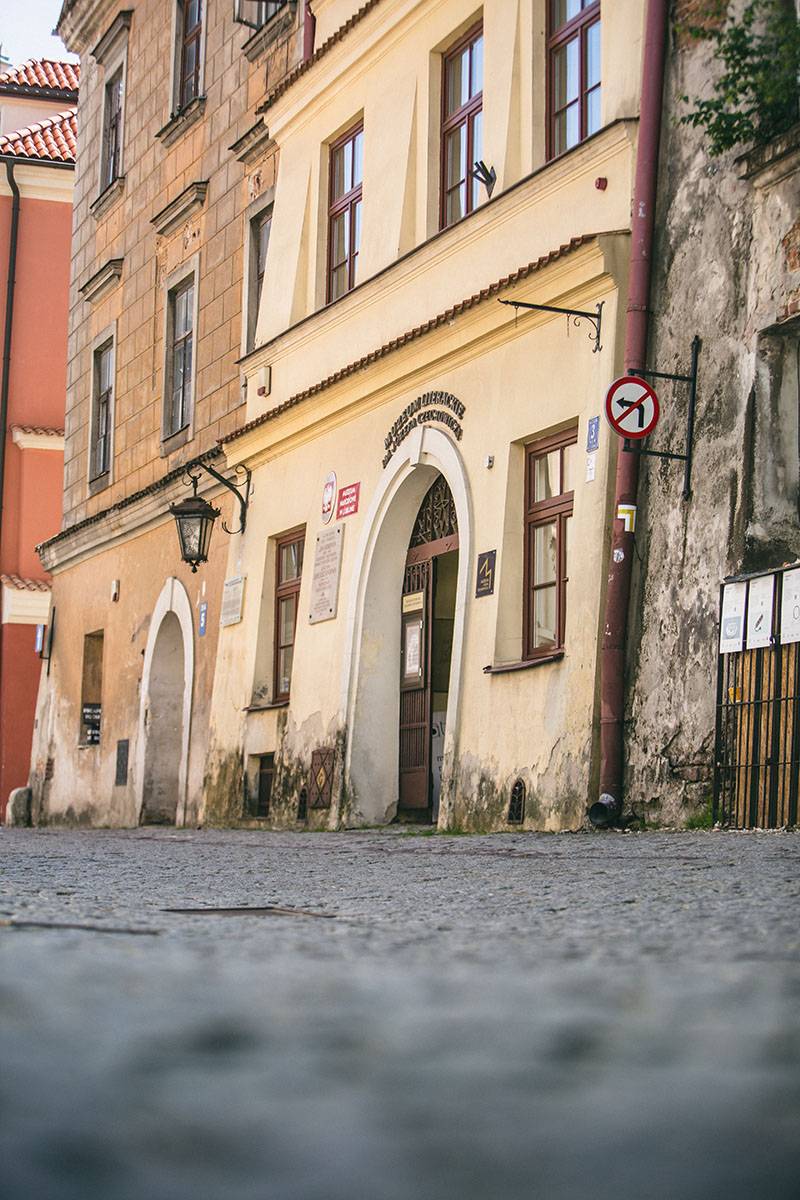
(1, 827, 799, 1200)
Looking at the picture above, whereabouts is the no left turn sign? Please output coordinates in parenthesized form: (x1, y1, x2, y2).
(604, 375, 660, 440)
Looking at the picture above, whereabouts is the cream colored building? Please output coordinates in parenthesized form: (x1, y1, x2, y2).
(202, 0, 647, 831)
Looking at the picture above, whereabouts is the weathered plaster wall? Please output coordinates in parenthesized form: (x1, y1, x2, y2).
(626, 5, 800, 825)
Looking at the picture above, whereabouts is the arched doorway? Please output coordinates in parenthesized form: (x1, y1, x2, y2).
(399, 475, 459, 821)
(342, 422, 472, 828)
(140, 612, 185, 824)
(134, 577, 194, 826)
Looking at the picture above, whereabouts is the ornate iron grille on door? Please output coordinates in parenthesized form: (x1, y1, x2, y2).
(409, 476, 458, 547)
(714, 566, 800, 828)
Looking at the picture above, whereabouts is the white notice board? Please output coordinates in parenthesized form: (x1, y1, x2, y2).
(746, 574, 774, 649)
(719, 581, 746, 654)
(780, 567, 800, 645)
(220, 576, 245, 627)
(309, 524, 344, 624)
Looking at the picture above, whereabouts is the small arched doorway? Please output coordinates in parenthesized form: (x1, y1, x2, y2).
(399, 474, 459, 821)
(140, 612, 185, 825)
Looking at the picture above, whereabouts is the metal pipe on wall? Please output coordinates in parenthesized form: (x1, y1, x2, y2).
(302, 0, 316, 62)
(0, 159, 20, 803)
(593, 0, 669, 827)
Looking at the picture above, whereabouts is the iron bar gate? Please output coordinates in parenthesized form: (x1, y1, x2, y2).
(713, 565, 800, 827)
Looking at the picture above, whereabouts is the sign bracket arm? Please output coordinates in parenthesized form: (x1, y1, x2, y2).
(623, 336, 701, 500)
(498, 299, 603, 353)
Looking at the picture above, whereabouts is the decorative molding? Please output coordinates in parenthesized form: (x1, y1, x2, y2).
(155, 96, 206, 149)
(151, 181, 208, 237)
(91, 8, 133, 63)
(737, 123, 800, 189)
(229, 120, 274, 164)
(89, 175, 125, 221)
(11, 426, 65, 451)
(1, 577, 51, 625)
(79, 257, 124, 304)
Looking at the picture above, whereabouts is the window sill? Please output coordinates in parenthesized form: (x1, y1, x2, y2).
(243, 699, 289, 712)
(241, 2, 296, 63)
(483, 650, 565, 675)
(90, 176, 125, 221)
(155, 96, 206, 149)
(88, 472, 110, 497)
(160, 426, 191, 457)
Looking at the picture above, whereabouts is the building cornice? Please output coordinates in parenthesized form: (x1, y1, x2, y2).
(229, 121, 274, 164)
(1, 576, 51, 625)
(78, 257, 124, 304)
(58, 0, 119, 55)
(91, 8, 133, 63)
(151, 181, 209, 237)
(11, 426, 65, 451)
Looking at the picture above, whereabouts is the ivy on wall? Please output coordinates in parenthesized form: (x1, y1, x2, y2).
(680, 0, 800, 155)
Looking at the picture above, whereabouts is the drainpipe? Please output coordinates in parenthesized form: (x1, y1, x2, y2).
(593, 0, 669, 828)
(302, 0, 316, 63)
(0, 159, 20, 809)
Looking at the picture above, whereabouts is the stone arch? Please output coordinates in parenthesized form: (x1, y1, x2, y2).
(134, 577, 194, 826)
(341, 423, 472, 826)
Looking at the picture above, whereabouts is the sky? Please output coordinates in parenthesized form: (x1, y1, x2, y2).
(0, 0, 77, 67)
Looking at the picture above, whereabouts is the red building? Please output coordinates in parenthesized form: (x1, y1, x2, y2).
(0, 61, 78, 820)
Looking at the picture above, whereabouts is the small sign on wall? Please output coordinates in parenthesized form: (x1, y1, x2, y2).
(321, 471, 337, 525)
(220, 576, 245, 627)
(586, 415, 600, 452)
(719, 581, 746, 654)
(35, 624, 45, 653)
(475, 550, 496, 598)
(336, 482, 360, 519)
(780, 567, 800, 645)
(746, 574, 774, 649)
(198, 602, 208, 637)
(309, 524, 344, 624)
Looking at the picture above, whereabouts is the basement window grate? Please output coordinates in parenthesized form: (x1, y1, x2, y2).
(257, 754, 274, 818)
(508, 779, 526, 824)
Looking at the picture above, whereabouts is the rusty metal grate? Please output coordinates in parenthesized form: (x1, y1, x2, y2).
(508, 779, 526, 823)
(309, 748, 334, 809)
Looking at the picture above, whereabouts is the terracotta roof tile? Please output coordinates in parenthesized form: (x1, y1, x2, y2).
(0, 59, 79, 96)
(0, 574, 51, 592)
(222, 234, 603, 445)
(11, 424, 65, 438)
(0, 109, 77, 164)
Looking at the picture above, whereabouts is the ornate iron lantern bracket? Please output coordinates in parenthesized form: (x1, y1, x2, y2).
(498, 298, 604, 353)
(184, 459, 252, 535)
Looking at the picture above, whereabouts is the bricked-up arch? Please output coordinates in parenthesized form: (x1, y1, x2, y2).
(134, 578, 194, 826)
(341, 423, 472, 827)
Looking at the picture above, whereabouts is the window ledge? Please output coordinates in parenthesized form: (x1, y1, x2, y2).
(89, 176, 125, 221)
(243, 699, 289, 712)
(483, 651, 565, 675)
(160, 426, 191, 457)
(155, 96, 206, 149)
(241, 3, 297, 63)
(88, 472, 110, 497)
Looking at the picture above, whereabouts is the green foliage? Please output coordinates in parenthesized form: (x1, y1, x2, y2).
(681, 1, 800, 155)
(684, 796, 715, 829)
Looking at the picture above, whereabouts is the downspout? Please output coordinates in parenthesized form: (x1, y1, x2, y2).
(302, 0, 316, 63)
(0, 159, 20, 806)
(592, 0, 669, 827)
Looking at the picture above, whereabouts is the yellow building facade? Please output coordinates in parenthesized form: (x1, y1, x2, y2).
(201, 0, 647, 831)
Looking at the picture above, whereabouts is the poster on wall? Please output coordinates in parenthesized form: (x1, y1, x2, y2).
(220, 576, 245, 628)
(309, 524, 344, 623)
(780, 567, 800, 645)
(719, 580, 746, 654)
(746, 574, 775, 649)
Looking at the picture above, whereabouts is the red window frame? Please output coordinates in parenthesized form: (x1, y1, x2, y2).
(547, 0, 601, 161)
(523, 428, 577, 660)
(327, 122, 363, 303)
(440, 23, 483, 230)
(179, 0, 203, 110)
(274, 527, 305, 701)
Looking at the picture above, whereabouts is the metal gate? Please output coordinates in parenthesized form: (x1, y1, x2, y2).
(713, 566, 800, 827)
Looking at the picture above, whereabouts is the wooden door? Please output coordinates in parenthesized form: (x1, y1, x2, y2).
(399, 559, 432, 811)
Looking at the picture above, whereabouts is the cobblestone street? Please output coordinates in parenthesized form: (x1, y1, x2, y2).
(1, 827, 799, 1199)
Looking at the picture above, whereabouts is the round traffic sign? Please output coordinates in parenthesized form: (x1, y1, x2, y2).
(604, 375, 660, 440)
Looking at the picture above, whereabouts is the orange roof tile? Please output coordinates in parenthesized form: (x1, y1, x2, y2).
(0, 574, 51, 592)
(0, 109, 77, 164)
(0, 59, 79, 97)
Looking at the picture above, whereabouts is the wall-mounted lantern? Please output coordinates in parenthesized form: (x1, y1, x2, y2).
(169, 460, 251, 572)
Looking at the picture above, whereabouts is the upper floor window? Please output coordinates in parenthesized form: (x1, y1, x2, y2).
(247, 206, 272, 352)
(524, 427, 577, 659)
(101, 67, 123, 190)
(90, 338, 114, 482)
(165, 277, 195, 439)
(441, 24, 483, 229)
(179, 0, 203, 110)
(548, 1, 601, 159)
(328, 123, 363, 302)
(234, 1, 287, 28)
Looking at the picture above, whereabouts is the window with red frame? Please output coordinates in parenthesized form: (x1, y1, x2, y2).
(523, 428, 578, 659)
(274, 528, 305, 700)
(328, 123, 363, 302)
(441, 24, 483, 229)
(548, 1, 601, 160)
